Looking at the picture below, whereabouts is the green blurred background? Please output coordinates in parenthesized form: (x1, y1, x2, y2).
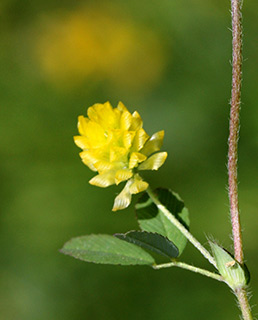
(0, 0, 257, 319)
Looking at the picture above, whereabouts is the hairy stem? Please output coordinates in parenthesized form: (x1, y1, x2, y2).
(146, 188, 217, 269)
(229, 1, 253, 319)
(153, 261, 224, 282)
(235, 288, 253, 320)
(228, 0, 243, 265)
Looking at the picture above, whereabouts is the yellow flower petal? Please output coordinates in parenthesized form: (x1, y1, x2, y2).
(113, 107, 121, 121)
(138, 152, 168, 171)
(120, 110, 132, 130)
(88, 102, 120, 129)
(84, 121, 106, 148)
(79, 150, 99, 171)
(73, 135, 89, 149)
(78, 115, 89, 136)
(94, 161, 115, 173)
(131, 128, 149, 152)
(112, 179, 133, 211)
(87, 105, 99, 122)
(89, 172, 116, 187)
(140, 130, 164, 156)
(129, 175, 149, 194)
(110, 146, 128, 162)
(130, 111, 143, 131)
(115, 169, 133, 185)
(108, 130, 124, 147)
(117, 101, 128, 113)
(97, 102, 120, 129)
(88, 102, 112, 121)
(129, 152, 147, 169)
(123, 131, 135, 149)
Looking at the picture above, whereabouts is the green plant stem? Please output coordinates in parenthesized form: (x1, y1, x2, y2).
(153, 261, 224, 282)
(235, 288, 253, 320)
(146, 188, 217, 269)
(229, 1, 253, 319)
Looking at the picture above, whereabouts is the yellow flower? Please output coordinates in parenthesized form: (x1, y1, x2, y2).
(35, 6, 166, 92)
(74, 102, 167, 211)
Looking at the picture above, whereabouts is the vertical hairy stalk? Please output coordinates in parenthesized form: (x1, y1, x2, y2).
(228, 0, 243, 265)
(228, 1, 253, 319)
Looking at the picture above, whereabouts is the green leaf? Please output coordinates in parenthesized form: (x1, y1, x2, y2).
(209, 241, 250, 290)
(115, 231, 179, 258)
(60, 234, 155, 265)
(135, 188, 190, 255)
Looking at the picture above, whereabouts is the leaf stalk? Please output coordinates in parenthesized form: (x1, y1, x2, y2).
(153, 261, 224, 282)
(146, 188, 217, 269)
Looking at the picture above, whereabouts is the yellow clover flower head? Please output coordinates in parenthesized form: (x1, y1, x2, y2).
(74, 102, 167, 211)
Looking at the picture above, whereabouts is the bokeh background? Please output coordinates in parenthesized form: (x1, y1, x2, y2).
(0, 0, 257, 319)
